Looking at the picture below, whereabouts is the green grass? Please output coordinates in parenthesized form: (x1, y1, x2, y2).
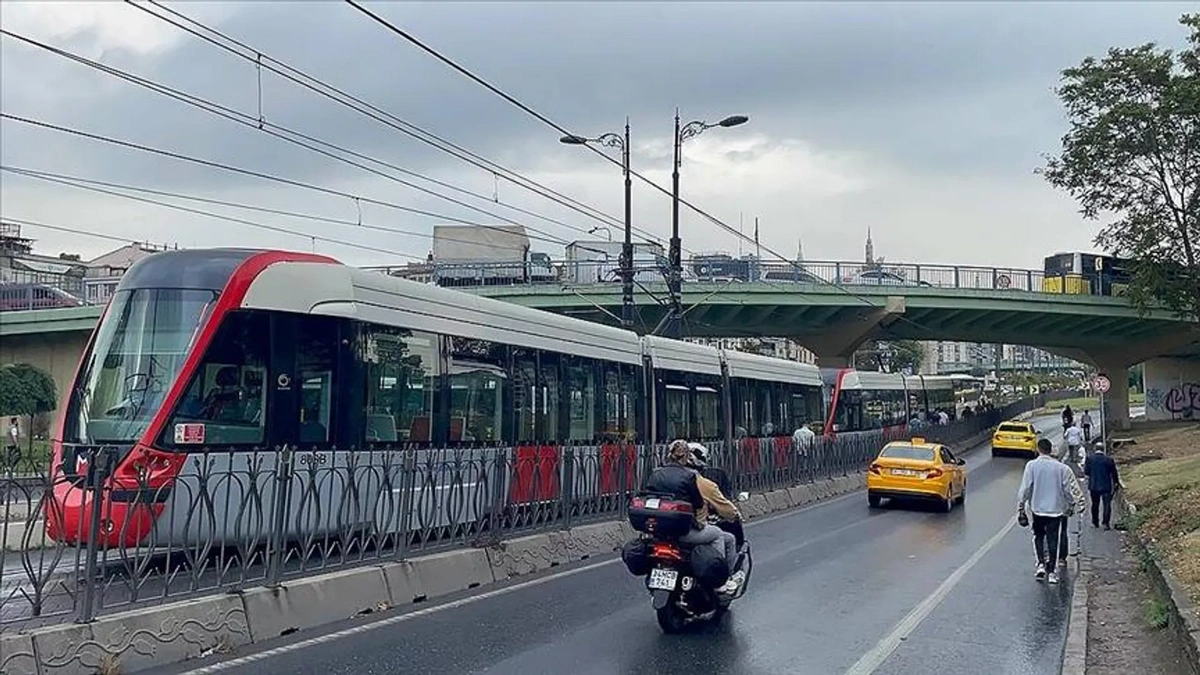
(1034, 392, 1145, 416)
(4, 439, 53, 473)
(1144, 597, 1170, 630)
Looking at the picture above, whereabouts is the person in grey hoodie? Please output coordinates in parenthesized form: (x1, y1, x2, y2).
(1017, 439, 1085, 584)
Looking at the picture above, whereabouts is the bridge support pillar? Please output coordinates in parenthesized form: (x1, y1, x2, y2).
(1048, 327, 1200, 432)
(1142, 357, 1200, 421)
(797, 298, 906, 370)
(1096, 364, 1131, 432)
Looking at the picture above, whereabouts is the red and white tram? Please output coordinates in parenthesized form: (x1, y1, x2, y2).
(47, 249, 828, 548)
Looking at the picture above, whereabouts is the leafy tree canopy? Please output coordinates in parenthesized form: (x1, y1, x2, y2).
(856, 339, 925, 374)
(1040, 14, 1200, 320)
(0, 364, 58, 418)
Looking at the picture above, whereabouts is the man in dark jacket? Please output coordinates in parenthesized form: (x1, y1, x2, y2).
(1082, 443, 1121, 529)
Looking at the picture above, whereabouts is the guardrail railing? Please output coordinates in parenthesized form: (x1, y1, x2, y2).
(4, 257, 1123, 313)
(0, 391, 1074, 631)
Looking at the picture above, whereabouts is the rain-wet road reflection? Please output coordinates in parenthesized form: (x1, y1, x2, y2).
(150, 418, 1076, 675)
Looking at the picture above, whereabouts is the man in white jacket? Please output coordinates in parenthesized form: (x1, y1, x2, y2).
(1017, 439, 1086, 584)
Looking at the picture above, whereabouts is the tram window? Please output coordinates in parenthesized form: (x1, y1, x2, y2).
(542, 351, 562, 442)
(564, 355, 597, 442)
(358, 325, 437, 444)
(790, 386, 823, 430)
(296, 315, 342, 445)
(664, 385, 690, 440)
(167, 310, 268, 447)
(733, 378, 757, 436)
(602, 362, 636, 441)
(756, 383, 775, 435)
(694, 386, 720, 440)
(513, 350, 539, 443)
(447, 336, 507, 443)
(836, 390, 864, 431)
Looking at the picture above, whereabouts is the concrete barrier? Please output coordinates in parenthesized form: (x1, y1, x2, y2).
(0, 631, 38, 675)
(242, 566, 390, 641)
(408, 547, 495, 599)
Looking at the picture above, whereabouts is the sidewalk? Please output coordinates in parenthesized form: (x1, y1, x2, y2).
(1077, 520, 1191, 674)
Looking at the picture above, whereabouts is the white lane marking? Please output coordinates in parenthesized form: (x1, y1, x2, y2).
(176, 557, 620, 674)
(842, 514, 1019, 675)
(173, 488, 863, 674)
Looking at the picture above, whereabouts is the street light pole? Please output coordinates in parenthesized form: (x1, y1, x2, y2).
(588, 226, 613, 242)
(621, 118, 634, 331)
(560, 123, 635, 330)
(660, 111, 749, 339)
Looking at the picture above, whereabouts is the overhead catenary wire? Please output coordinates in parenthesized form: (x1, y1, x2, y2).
(0, 216, 159, 247)
(1, 168, 433, 261)
(0, 113, 580, 252)
(125, 0, 674, 250)
(1, 164, 583, 255)
(0, 28, 587, 249)
(342, 3, 949, 337)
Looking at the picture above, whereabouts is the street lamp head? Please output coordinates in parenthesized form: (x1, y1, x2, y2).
(559, 134, 589, 145)
(718, 115, 749, 128)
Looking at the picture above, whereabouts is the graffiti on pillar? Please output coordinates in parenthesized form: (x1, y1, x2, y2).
(1151, 383, 1200, 419)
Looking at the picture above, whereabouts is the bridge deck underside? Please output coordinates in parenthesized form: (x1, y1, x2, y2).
(471, 283, 1200, 356)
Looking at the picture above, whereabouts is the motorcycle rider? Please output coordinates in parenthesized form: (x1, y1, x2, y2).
(644, 440, 744, 594)
(689, 443, 745, 548)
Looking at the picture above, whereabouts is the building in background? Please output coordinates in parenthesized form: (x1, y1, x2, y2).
(928, 340, 1080, 374)
(0, 223, 86, 290)
(687, 336, 817, 364)
(82, 242, 174, 305)
(1, 224, 174, 309)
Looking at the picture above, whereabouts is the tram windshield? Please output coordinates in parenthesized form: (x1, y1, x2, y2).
(67, 288, 217, 444)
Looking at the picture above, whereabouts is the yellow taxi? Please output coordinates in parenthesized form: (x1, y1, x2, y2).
(866, 438, 967, 512)
(991, 420, 1038, 458)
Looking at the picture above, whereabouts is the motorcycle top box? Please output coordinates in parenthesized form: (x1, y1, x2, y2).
(628, 495, 696, 539)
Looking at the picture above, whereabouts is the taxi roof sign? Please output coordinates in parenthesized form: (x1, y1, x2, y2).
(910, 437, 926, 444)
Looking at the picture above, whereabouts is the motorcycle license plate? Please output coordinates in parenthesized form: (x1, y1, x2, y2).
(648, 568, 678, 591)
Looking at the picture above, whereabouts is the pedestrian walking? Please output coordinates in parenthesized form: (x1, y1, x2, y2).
(1079, 410, 1093, 443)
(1058, 450, 1086, 566)
(5, 418, 19, 468)
(1063, 421, 1084, 467)
(1017, 439, 1085, 585)
(1083, 442, 1122, 530)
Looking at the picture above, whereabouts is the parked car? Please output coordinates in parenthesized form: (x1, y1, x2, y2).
(842, 270, 932, 287)
(0, 283, 85, 311)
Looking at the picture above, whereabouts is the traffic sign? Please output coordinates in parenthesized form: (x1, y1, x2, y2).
(1092, 374, 1111, 393)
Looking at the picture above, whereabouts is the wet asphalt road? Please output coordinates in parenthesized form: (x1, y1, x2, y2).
(157, 417, 1076, 675)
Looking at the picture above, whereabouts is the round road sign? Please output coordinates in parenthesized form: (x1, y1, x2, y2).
(1092, 375, 1111, 393)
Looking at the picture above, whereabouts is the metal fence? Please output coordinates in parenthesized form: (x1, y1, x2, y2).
(0, 391, 1072, 631)
(415, 258, 1059, 294)
(3, 257, 1094, 313)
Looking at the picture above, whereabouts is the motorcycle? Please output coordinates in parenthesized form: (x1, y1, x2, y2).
(626, 491, 753, 634)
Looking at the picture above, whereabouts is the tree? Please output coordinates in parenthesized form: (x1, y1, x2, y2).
(0, 363, 58, 419)
(1040, 14, 1200, 320)
(855, 339, 925, 373)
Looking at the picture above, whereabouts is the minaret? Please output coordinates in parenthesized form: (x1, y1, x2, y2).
(865, 227, 875, 265)
(796, 237, 804, 263)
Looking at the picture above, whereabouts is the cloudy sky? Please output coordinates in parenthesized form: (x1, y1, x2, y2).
(0, 1, 1193, 270)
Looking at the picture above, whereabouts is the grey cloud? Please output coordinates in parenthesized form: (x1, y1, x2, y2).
(1, 1, 1195, 265)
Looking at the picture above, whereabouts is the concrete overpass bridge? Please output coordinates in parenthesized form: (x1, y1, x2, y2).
(464, 282, 1196, 362)
(3, 260, 1198, 428)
